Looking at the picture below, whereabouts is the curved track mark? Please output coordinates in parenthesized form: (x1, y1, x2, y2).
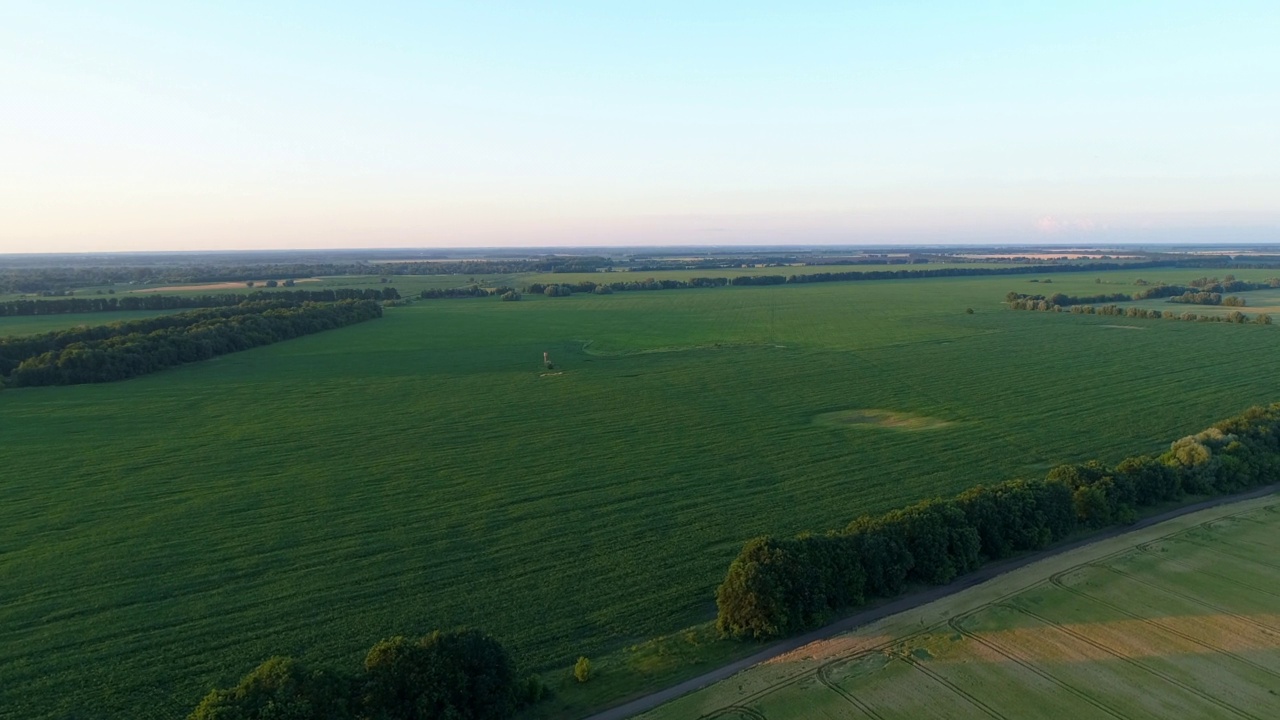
(899, 652, 1009, 720)
(946, 608, 1130, 720)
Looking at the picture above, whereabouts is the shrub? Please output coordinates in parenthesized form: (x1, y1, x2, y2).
(573, 656, 592, 683)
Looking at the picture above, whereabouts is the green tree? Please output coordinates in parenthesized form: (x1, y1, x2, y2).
(187, 656, 354, 720)
(715, 537, 791, 638)
(361, 629, 517, 720)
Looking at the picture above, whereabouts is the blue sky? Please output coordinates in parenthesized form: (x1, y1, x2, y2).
(2, 1, 1277, 251)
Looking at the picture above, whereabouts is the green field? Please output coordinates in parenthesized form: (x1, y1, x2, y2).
(1118, 285, 1280, 318)
(643, 494, 1280, 720)
(3, 268, 1280, 718)
(0, 308, 191, 336)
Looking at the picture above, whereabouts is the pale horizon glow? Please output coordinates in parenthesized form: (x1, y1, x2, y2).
(2, 2, 1278, 252)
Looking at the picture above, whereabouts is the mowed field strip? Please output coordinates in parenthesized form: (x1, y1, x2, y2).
(641, 494, 1280, 720)
(3, 268, 1280, 718)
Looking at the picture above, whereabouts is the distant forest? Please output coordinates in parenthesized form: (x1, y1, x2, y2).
(4, 252, 1278, 295)
(0, 288, 399, 316)
(0, 299, 382, 386)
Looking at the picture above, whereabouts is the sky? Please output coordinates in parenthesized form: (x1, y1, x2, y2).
(2, 1, 1277, 252)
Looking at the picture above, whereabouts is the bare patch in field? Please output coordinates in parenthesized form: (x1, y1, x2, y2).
(132, 278, 320, 293)
(814, 409, 952, 431)
(963, 613, 1280, 662)
(763, 634, 893, 665)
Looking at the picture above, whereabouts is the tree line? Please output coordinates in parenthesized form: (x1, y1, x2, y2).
(0, 288, 399, 317)
(515, 263, 1214, 299)
(419, 285, 519, 300)
(188, 628, 546, 720)
(522, 277, 728, 295)
(0, 299, 382, 387)
(1007, 275, 1280, 310)
(1007, 296, 1271, 325)
(715, 402, 1280, 640)
(0, 259, 614, 294)
(519, 262, 1226, 298)
(8, 256, 1280, 296)
(1166, 291, 1247, 306)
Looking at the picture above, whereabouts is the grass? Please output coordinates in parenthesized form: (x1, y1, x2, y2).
(3, 268, 1280, 719)
(641, 494, 1280, 719)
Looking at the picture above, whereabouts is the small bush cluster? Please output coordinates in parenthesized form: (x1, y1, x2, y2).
(716, 403, 1280, 640)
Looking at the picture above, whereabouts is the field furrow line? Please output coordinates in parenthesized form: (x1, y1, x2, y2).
(899, 653, 1009, 720)
(1091, 562, 1280, 633)
(1001, 602, 1260, 720)
(946, 611, 1130, 720)
(1047, 571, 1280, 680)
(1133, 543, 1280, 599)
(814, 655, 888, 720)
(700, 705, 768, 720)
(1167, 535, 1280, 571)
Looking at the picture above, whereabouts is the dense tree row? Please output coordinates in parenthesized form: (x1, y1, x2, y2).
(1006, 291, 1133, 307)
(518, 263, 1205, 300)
(189, 629, 545, 720)
(522, 277, 728, 295)
(0, 288, 399, 317)
(1185, 275, 1280, 293)
(0, 259, 614, 294)
(0, 265, 366, 294)
(1, 300, 382, 386)
(1166, 291, 1245, 306)
(419, 285, 507, 299)
(716, 403, 1280, 640)
(1131, 284, 1198, 300)
(784, 260, 1175, 286)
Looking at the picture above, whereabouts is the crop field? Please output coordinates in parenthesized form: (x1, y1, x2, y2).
(1119, 286, 1280, 318)
(3, 268, 1280, 718)
(642, 494, 1280, 720)
(0, 308, 189, 336)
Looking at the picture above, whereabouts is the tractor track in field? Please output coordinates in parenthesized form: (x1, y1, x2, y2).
(1134, 542, 1280, 599)
(584, 486, 1279, 720)
(1047, 571, 1280, 681)
(700, 707, 766, 720)
(815, 659, 885, 720)
(1000, 601, 1259, 720)
(899, 651, 1009, 720)
(1161, 534, 1280, 571)
(947, 606, 1132, 720)
(1091, 563, 1280, 635)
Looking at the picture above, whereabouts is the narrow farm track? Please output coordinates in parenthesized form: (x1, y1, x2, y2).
(593, 484, 1280, 720)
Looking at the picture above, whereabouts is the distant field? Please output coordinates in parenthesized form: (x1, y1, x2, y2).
(0, 308, 187, 336)
(3, 268, 1280, 719)
(644, 494, 1280, 720)
(522, 262, 1014, 285)
(1118, 286, 1280, 317)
